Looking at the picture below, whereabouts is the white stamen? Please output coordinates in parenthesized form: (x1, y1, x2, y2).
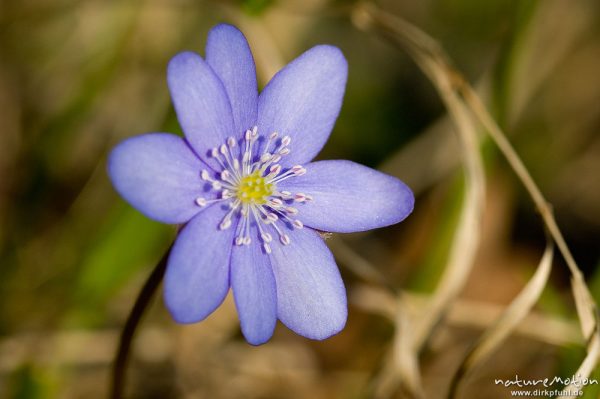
(269, 198, 283, 207)
(292, 165, 306, 175)
(286, 206, 298, 215)
(243, 151, 251, 163)
(263, 243, 272, 254)
(269, 164, 282, 175)
(195, 197, 207, 207)
(280, 234, 291, 245)
(220, 219, 232, 230)
(203, 127, 314, 252)
(200, 170, 210, 181)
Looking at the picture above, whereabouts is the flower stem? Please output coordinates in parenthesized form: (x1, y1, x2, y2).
(110, 244, 173, 399)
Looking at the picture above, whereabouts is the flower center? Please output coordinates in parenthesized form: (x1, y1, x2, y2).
(193, 126, 313, 254)
(237, 170, 273, 205)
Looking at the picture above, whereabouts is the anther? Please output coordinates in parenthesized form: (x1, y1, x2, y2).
(294, 193, 306, 202)
(293, 220, 304, 229)
(227, 137, 237, 147)
(270, 131, 278, 140)
(292, 165, 306, 176)
(195, 197, 207, 207)
(281, 136, 291, 146)
(261, 233, 273, 242)
(280, 234, 291, 245)
(286, 207, 298, 215)
(269, 164, 282, 175)
(263, 243, 272, 254)
(269, 198, 283, 207)
(220, 219, 232, 230)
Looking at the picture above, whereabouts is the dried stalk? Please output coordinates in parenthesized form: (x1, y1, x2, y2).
(352, 3, 600, 398)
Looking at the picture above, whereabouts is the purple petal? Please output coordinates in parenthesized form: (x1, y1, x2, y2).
(206, 24, 258, 137)
(107, 133, 212, 224)
(167, 51, 235, 158)
(231, 227, 277, 345)
(257, 45, 347, 167)
(269, 228, 347, 340)
(164, 204, 235, 323)
(278, 160, 414, 233)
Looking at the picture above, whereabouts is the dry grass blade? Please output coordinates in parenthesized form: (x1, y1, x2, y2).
(393, 297, 424, 399)
(459, 85, 600, 389)
(353, 1, 600, 395)
(448, 241, 554, 398)
(351, 286, 581, 347)
(352, 1, 486, 353)
(368, 298, 424, 399)
(563, 334, 600, 398)
(352, 4, 485, 397)
(459, 84, 599, 341)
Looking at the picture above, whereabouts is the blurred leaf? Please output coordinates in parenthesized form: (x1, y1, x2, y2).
(67, 203, 173, 326)
(581, 365, 600, 398)
(407, 173, 464, 292)
(239, 0, 276, 16)
(8, 364, 56, 399)
(491, 0, 540, 126)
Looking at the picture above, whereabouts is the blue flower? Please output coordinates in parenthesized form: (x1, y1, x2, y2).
(108, 24, 414, 345)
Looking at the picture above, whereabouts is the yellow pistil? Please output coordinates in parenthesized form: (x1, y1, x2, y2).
(237, 170, 273, 205)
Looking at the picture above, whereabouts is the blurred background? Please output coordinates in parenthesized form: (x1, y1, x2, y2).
(1, 0, 600, 397)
